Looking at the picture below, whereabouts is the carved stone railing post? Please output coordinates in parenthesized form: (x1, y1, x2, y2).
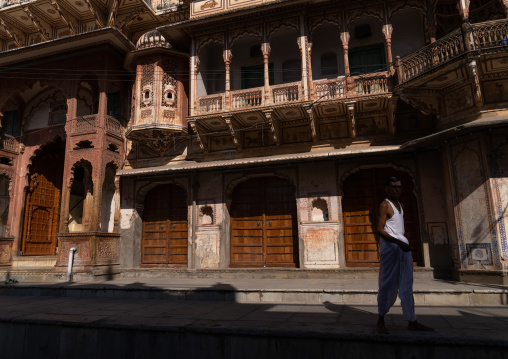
(262, 42, 271, 104)
(340, 32, 353, 97)
(395, 56, 404, 83)
(223, 49, 232, 110)
(346, 102, 356, 138)
(457, 0, 470, 21)
(382, 24, 394, 74)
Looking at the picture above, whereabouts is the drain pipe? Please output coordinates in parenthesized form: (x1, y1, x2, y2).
(67, 246, 79, 282)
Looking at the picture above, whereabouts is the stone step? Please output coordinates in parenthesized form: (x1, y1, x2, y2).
(1, 277, 506, 306)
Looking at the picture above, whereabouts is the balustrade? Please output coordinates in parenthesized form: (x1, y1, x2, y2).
(472, 19, 508, 49)
(0, 134, 16, 152)
(198, 94, 224, 114)
(231, 88, 263, 110)
(398, 19, 508, 85)
(73, 115, 97, 134)
(271, 82, 300, 104)
(106, 116, 122, 137)
(354, 74, 388, 96)
(0, 0, 32, 9)
(314, 78, 346, 100)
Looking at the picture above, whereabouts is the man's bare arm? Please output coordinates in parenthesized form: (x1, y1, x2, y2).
(377, 201, 411, 252)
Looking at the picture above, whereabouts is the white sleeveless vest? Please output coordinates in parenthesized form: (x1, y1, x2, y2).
(384, 199, 409, 245)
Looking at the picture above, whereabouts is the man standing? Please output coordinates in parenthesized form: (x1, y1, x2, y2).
(375, 177, 433, 334)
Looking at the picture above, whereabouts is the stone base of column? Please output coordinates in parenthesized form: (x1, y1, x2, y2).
(56, 232, 120, 277)
(0, 237, 14, 265)
(456, 269, 508, 285)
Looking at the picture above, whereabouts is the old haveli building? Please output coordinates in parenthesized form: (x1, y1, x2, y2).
(0, 0, 507, 284)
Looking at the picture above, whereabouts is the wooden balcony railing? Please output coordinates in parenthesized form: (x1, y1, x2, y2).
(72, 115, 97, 134)
(0, 134, 17, 153)
(198, 94, 224, 114)
(472, 19, 508, 49)
(315, 77, 346, 100)
(231, 88, 263, 110)
(354, 73, 389, 96)
(271, 82, 301, 104)
(398, 19, 508, 85)
(106, 116, 122, 137)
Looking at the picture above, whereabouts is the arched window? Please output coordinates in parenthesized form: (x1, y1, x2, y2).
(0, 176, 9, 237)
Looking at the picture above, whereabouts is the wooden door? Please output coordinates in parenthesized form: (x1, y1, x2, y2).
(22, 150, 64, 256)
(342, 168, 422, 266)
(230, 177, 298, 267)
(142, 184, 188, 266)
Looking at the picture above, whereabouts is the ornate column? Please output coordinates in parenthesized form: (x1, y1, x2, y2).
(299, 15, 310, 101)
(306, 41, 315, 99)
(340, 32, 353, 96)
(223, 49, 232, 110)
(457, 0, 470, 20)
(190, 39, 197, 116)
(382, 24, 394, 74)
(262, 42, 271, 104)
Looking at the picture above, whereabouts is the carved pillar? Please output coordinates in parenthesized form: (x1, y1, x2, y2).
(468, 60, 483, 107)
(307, 108, 318, 142)
(340, 32, 353, 96)
(299, 15, 310, 101)
(190, 39, 196, 116)
(262, 42, 271, 104)
(223, 49, 232, 110)
(346, 102, 356, 138)
(307, 41, 315, 99)
(59, 182, 71, 233)
(457, 0, 470, 20)
(382, 24, 394, 74)
(388, 96, 398, 135)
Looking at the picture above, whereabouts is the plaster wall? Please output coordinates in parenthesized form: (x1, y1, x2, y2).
(347, 17, 385, 51)
(449, 137, 499, 270)
(417, 151, 453, 270)
(487, 133, 508, 269)
(298, 162, 340, 268)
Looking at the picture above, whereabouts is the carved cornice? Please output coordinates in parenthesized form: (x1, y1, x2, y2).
(50, 0, 77, 36)
(107, 0, 120, 27)
(0, 16, 23, 48)
(84, 0, 105, 29)
(22, 6, 50, 42)
(118, 7, 146, 32)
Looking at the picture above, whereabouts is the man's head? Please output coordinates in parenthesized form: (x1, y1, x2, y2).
(385, 177, 401, 199)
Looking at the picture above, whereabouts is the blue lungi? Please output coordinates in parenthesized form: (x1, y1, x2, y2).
(377, 237, 417, 322)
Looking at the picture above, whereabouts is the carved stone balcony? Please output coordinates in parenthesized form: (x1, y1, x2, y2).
(196, 81, 303, 116)
(397, 19, 508, 87)
(72, 115, 98, 135)
(0, 134, 18, 154)
(0, 0, 33, 9)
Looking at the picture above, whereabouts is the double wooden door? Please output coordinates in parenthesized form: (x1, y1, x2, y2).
(342, 168, 422, 266)
(142, 184, 188, 266)
(230, 177, 298, 267)
(22, 150, 64, 256)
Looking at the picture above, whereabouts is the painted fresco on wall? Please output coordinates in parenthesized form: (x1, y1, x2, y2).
(444, 85, 473, 115)
(282, 126, 312, 144)
(319, 121, 349, 140)
(483, 79, 508, 104)
(357, 116, 387, 136)
(243, 129, 274, 148)
(210, 135, 236, 152)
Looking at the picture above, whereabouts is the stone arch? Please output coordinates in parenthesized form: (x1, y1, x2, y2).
(340, 164, 425, 265)
(24, 135, 66, 189)
(135, 179, 189, 218)
(266, 21, 299, 42)
(0, 170, 14, 237)
(228, 29, 263, 49)
(68, 159, 93, 232)
(76, 74, 100, 116)
(310, 19, 342, 38)
(225, 172, 297, 209)
(197, 35, 224, 56)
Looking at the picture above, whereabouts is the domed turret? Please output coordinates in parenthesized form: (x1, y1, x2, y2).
(135, 30, 172, 51)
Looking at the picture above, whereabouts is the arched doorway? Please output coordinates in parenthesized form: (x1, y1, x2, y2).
(230, 177, 298, 268)
(141, 184, 188, 266)
(342, 168, 422, 267)
(22, 139, 65, 255)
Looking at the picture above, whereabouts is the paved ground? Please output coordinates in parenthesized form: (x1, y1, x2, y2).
(0, 294, 507, 344)
(0, 277, 507, 345)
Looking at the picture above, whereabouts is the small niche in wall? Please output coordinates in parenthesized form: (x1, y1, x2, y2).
(311, 198, 329, 222)
(200, 205, 213, 225)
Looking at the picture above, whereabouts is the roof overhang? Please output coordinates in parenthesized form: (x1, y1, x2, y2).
(0, 27, 134, 68)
